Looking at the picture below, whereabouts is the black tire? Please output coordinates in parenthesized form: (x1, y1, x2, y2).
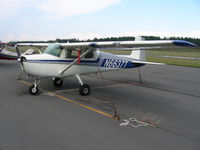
(79, 84, 90, 96)
(29, 85, 39, 95)
(53, 78, 63, 87)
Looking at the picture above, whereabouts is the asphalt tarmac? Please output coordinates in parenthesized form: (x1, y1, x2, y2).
(0, 60, 200, 150)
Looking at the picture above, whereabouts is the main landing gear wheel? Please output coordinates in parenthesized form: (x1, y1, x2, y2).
(53, 78, 63, 87)
(29, 85, 39, 95)
(79, 84, 90, 96)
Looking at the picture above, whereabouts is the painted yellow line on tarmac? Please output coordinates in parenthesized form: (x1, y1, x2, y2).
(55, 83, 132, 94)
(19, 80, 114, 119)
(20, 80, 32, 86)
(94, 83, 131, 89)
(53, 94, 113, 118)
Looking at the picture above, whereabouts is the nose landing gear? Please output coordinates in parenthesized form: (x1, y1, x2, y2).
(29, 79, 39, 95)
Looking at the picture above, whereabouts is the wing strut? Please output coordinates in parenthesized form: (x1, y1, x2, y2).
(59, 48, 93, 74)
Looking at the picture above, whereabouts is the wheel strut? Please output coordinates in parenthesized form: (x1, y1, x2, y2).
(75, 74, 83, 85)
(75, 75, 90, 96)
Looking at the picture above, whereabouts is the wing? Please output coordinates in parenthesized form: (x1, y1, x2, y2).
(64, 40, 197, 49)
(16, 40, 197, 51)
(17, 40, 197, 50)
(16, 43, 49, 47)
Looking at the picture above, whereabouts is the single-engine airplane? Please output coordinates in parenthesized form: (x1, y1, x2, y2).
(0, 42, 18, 60)
(15, 38, 197, 96)
(0, 42, 40, 60)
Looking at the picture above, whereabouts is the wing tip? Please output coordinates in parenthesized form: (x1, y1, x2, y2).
(173, 40, 198, 47)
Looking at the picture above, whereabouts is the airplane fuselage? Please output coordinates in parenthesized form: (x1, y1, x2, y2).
(22, 50, 144, 78)
(16, 40, 197, 95)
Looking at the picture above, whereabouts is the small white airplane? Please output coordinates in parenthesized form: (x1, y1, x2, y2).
(15, 37, 197, 96)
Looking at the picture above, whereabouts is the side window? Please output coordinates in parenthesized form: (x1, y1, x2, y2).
(84, 51, 94, 58)
(66, 49, 78, 59)
(71, 50, 78, 59)
(66, 50, 72, 58)
(65, 49, 94, 59)
(44, 44, 63, 57)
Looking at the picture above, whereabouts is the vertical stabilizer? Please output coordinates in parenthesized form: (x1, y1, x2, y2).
(130, 36, 146, 61)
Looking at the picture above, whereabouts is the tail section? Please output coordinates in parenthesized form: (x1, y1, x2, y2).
(116, 36, 164, 65)
(129, 36, 146, 61)
(129, 36, 164, 65)
(130, 49, 146, 61)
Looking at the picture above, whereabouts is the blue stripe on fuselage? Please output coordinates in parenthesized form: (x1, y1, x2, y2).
(27, 58, 100, 63)
(26, 58, 145, 68)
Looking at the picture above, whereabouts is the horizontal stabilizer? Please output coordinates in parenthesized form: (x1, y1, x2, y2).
(132, 60, 165, 65)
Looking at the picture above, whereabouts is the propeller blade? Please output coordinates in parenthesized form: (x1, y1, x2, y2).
(15, 45, 26, 72)
(15, 45, 21, 58)
(0, 43, 5, 52)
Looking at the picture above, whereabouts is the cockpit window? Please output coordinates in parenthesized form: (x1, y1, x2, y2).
(85, 51, 93, 58)
(66, 49, 94, 59)
(44, 44, 63, 57)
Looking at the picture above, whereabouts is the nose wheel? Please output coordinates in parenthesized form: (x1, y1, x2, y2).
(29, 79, 39, 95)
(29, 85, 39, 95)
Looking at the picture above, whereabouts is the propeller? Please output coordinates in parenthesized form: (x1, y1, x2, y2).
(0, 43, 5, 52)
(15, 45, 21, 58)
(15, 45, 25, 72)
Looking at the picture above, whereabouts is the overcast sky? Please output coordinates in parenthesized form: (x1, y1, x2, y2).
(0, 0, 200, 42)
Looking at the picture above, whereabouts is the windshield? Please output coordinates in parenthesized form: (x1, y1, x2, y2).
(44, 44, 63, 57)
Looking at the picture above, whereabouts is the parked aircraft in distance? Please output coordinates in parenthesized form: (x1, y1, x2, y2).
(0, 42, 17, 60)
(0, 42, 39, 60)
